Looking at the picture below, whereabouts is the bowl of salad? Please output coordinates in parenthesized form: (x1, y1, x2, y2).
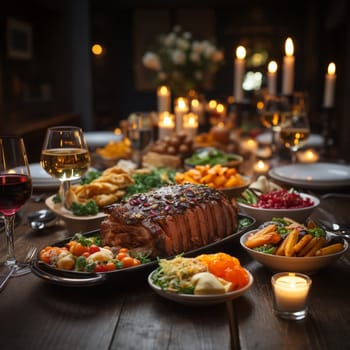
(184, 148, 243, 169)
(240, 218, 348, 274)
(236, 178, 319, 224)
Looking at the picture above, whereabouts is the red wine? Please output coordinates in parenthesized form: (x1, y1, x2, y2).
(0, 174, 32, 216)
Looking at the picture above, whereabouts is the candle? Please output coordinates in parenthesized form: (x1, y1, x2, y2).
(323, 62, 336, 108)
(267, 60, 278, 95)
(234, 45, 246, 103)
(174, 97, 189, 133)
(158, 111, 175, 139)
(282, 37, 295, 96)
(297, 148, 319, 163)
(157, 85, 171, 112)
(183, 113, 198, 139)
(253, 159, 270, 175)
(240, 137, 258, 153)
(211, 122, 230, 144)
(191, 98, 205, 125)
(271, 272, 312, 320)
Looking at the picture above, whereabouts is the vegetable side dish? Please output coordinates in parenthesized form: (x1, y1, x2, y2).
(244, 217, 345, 257)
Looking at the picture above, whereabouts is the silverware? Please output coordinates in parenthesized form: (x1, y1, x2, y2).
(0, 247, 37, 292)
(27, 210, 57, 231)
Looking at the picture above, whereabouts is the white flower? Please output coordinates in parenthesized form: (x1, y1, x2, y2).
(177, 38, 190, 51)
(190, 51, 201, 63)
(172, 49, 186, 65)
(142, 52, 161, 71)
(163, 33, 177, 47)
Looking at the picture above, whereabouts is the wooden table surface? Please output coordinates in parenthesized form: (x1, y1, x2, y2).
(0, 190, 349, 350)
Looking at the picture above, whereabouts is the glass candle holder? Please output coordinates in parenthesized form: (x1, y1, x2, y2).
(271, 272, 312, 320)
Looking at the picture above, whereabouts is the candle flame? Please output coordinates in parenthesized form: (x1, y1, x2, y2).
(236, 45, 246, 60)
(208, 99, 217, 109)
(285, 37, 294, 57)
(327, 62, 336, 75)
(216, 103, 225, 113)
(191, 99, 199, 108)
(268, 60, 278, 73)
(159, 85, 169, 95)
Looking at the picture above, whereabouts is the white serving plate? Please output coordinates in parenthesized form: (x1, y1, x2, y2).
(30, 163, 60, 190)
(148, 269, 253, 306)
(84, 131, 123, 148)
(268, 163, 350, 189)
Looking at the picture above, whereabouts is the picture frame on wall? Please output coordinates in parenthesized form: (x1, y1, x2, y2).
(6, 17, 32, 60)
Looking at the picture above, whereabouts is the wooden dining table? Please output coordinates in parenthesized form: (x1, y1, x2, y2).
(0, 187, 349, 350)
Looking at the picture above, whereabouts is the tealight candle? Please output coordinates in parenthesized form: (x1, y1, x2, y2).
(174, 97, 189, 133)
(253, 159, 270, 175)
(297, 148, 319, 163)
(323, 62, 336, 108)
(271, 272, 312, 320)
(183, 113, 198, 139)
(158, 111, 175, 139)
(157, 85, 171, 112)
(282, 37, 295, 96)
(240, 137, 258, 154)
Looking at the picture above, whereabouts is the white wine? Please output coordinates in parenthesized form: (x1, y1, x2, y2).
(41, 148, 90, 181)
(261, 112, 288, 131)
(280, 128, 310, 151)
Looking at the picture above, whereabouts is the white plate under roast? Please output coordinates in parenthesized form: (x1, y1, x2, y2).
(84, 131, 123, 148)
(269, 163, 350, 189)
(148, 269, 254, 306)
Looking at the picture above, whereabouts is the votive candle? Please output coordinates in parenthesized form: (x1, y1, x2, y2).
(253, 159, 270, 175)
(174, 97, 189, 133)
(183, 112, 198, 139)
(158, 111, 175, 139)
(271, 272, 312, 313)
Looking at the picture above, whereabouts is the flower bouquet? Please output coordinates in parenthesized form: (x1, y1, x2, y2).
(142, 26, 224, 96)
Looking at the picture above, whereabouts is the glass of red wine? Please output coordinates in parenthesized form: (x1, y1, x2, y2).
(0, 136, 32, 276)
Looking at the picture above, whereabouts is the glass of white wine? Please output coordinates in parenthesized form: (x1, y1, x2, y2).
(40, 126, 91, 208)
(280, 95, 310, 163)
(260, 94, 291, 162)
(127, 112, 154, 167)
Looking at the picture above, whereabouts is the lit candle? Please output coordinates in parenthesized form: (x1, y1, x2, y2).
(240, 137, 258, 153)
(253, 159, 270, 175)
(297, 148, 319, 163)
(323, 62, 336, 108)
(174, 97, 189, 133)
(183, 113, 198, 139)
(234, 45, 246, 103)
(267, 60, 278, 95)
(211, 122, 230, 144)
(157, 85, 171, 112)
(191, 98, 205, 125)
(271, 272, 312, 315)
(282, 37, 295, 96)
(158, 111, 175, 139)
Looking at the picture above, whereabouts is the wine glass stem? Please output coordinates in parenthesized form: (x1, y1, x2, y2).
(4, 215, 16, 266)
(61, 180, 71, 209)
(291, 150, 298, 163)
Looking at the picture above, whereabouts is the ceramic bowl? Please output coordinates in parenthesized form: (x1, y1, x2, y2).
(240, 229, 349, 274)
(45, 195, 106, 234)
(237, 193, 320, 224)
(219, 176, 252, 200)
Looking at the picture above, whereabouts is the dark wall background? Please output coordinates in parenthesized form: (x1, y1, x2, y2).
(1, 0, 349, 160)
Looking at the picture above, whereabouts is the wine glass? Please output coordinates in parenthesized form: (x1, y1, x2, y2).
(40, 126, 91, 209)
(0, 136, 32, 276)
(260, 94, 291, 162)
(280, 95, 310, 163)
(127, 113, 154, 167)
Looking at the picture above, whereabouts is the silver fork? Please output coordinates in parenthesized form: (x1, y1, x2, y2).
(0, 247, 37, 292)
